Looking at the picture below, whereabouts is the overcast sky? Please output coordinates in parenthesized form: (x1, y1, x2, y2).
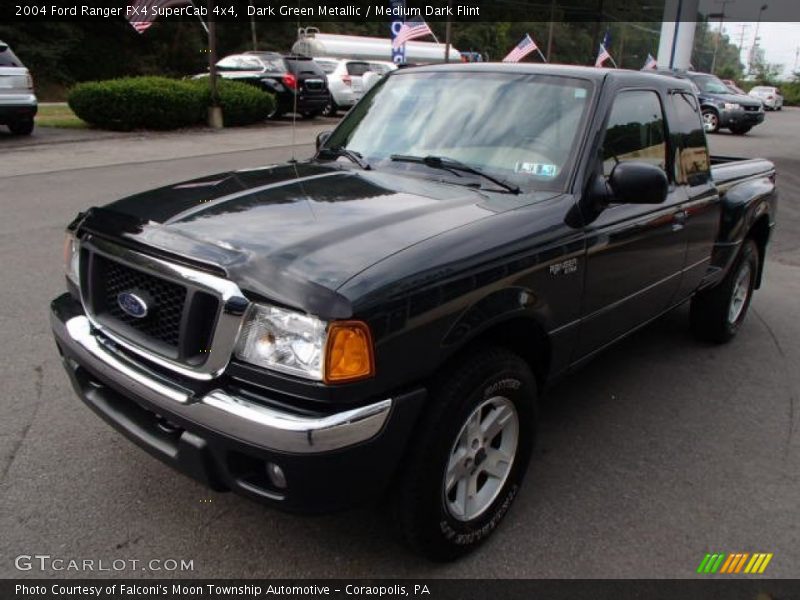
(695, 0, 799, 76)
(712, 22, 799, 77)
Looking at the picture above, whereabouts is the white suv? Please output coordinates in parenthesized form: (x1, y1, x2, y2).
(748, 86, 784, 111)
(314, 58, 396, 117)
(0, 41, 37, 135)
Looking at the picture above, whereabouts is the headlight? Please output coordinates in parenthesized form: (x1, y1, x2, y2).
(235, 303, 375, 383)
(723, 102, 741, 110)
(235, 304, 326, 380)
(63, 231, 80, 286)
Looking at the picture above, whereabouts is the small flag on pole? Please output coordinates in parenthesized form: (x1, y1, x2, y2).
(126, 0, 191, 34)
(502, 34, 539, 63)
(643, 53, 658, 70)
(392, 18, 434, 49)
(595, 30, 613, 67)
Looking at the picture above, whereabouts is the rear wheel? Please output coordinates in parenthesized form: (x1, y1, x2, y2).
(392, 347, 537, 561)
(8, 119, 34, 135)
(690, 239, 759, 343)
(702, 109, 720, 133)
(321, 99, 338, 117)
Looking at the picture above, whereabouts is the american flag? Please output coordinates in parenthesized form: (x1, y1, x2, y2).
(643, 53, 658, 70)
(595, 30, 612, 67)
(126, 0, 190, 34)
(502, 34, 538, 63)
(392, 18, 434, 49)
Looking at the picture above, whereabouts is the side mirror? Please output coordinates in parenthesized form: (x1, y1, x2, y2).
(316, 130, 332, 152)
(608, 161, 668, 205)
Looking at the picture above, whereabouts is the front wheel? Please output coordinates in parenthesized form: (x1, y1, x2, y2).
(730, 125, 751, 135)
(392, 347, 537, 561)
(690, 239, 759, 343)
(702, 109, 720, 133)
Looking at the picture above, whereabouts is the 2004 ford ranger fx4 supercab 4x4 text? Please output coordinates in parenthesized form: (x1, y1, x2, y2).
(51, 64, 777, 560)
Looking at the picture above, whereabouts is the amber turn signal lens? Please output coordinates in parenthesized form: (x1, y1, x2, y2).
(324, 321, 375, 384)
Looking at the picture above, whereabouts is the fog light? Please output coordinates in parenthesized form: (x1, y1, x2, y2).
(266, 462, 287, 489)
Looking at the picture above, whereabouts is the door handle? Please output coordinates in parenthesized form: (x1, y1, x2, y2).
(672, 210, 688, 231)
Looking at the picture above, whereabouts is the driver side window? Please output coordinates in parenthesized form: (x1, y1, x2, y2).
(602, 90, 667, 177)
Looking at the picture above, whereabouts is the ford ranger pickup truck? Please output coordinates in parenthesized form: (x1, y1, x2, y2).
(50, 64, 777, 560)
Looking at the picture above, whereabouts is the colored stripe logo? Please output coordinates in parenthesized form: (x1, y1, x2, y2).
(697, 552, 773, 574)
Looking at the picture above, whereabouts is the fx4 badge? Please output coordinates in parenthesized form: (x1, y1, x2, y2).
(549, 258, 578, 276)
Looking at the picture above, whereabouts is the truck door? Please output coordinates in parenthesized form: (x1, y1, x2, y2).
(669, 91, 721, 300)
(575, 89, 688, 358)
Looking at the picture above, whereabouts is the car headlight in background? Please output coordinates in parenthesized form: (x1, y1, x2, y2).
(63, 231, 80, 286)
(234, 304, 375, 383)
(723, 102, 741, 110)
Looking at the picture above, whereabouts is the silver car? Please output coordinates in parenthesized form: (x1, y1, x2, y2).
(749, 86, 784, 111)
(314, 58, 397, 116)
(0, 40, 37, 135)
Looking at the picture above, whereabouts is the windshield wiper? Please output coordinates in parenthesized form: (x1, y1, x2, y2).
(318, 146, 371, 170)
(390, 154, 520, 194)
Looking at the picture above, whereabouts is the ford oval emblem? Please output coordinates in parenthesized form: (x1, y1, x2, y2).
(117, 291, 149, 319)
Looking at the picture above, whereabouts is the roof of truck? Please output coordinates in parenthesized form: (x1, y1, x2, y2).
(399, 62, 695, 91)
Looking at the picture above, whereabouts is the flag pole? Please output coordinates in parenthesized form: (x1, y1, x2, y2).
(607, 50, 618, 68)
(187, 0, 209, 33)
(536, 47, 548, 63)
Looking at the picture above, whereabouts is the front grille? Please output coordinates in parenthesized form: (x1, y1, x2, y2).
(743, 105, 760, 112)
(84, 250, 220, 363)
(103, 258, 186, 348)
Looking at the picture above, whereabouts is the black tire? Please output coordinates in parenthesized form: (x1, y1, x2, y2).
(730, 125, 751, 135)
(267, 101, 285, 120)
(392, 347, 537, 561)
(321, 99, 338, 117)
(302, 111, 321, 119)
(690, 239, 759, 344)
(702, 109, 720, 133)
(8, 119, 34, 135)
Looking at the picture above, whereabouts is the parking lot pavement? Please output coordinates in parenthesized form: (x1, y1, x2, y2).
(0, 109, 798, 579)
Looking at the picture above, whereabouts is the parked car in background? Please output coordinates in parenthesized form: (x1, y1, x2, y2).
(314, 58, 397, 116)
(195, 52, 330, 119)
(721, 79, 746, 95)
(0, 40, 37, 136)
(748, 86, 784, 111)
(653, 70, 764, 134)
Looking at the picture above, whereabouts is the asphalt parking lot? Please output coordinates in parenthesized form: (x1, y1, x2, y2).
(0, 110, 798, 579)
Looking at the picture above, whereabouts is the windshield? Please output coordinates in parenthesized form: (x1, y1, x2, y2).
(325, 71, 593, 191)
(691, 74, 732, 94)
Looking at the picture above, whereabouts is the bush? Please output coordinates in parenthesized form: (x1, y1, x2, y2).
(68, 76, 275, 130)
(189, 78, 275, 126)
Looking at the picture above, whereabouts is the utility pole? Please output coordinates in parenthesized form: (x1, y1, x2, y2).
(749, 3, 768, 72)
(207, 0, 222, 128)
(794, 46, 799, 74)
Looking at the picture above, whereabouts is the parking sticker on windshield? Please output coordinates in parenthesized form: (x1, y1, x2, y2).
(515, 162, 558, 177)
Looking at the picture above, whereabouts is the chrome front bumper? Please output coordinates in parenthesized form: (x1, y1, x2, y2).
(52, 312, 392, 454)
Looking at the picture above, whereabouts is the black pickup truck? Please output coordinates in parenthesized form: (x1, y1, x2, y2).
(51, 65, 777, 560)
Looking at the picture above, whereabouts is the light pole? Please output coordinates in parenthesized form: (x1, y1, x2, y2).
(709, 0, 734, 75)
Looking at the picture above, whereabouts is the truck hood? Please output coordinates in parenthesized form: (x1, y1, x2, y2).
(80, 162, 548, 318)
